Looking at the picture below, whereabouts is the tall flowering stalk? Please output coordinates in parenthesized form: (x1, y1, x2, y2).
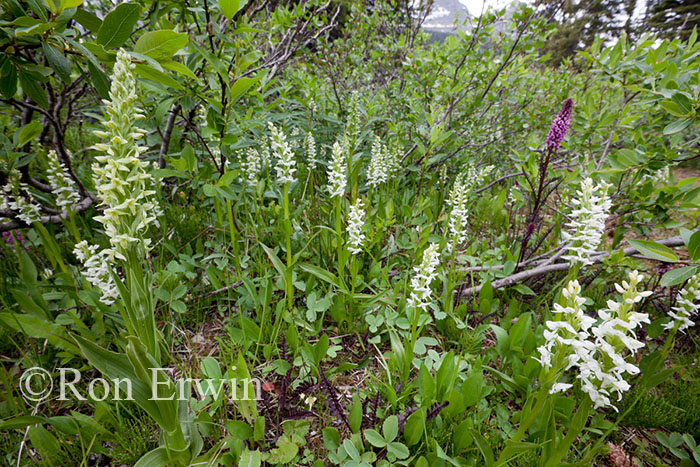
(268, 122, 297, 309)
(663, 273, 700, 333)
(446, 175, 470, 249)
(346, 199, 366, 255)
(73, 241, 119, 305)
(46, 150, 80, 211)
(546, 98, 574, 155)
(407, 243, 441, 314)
(327, 141, 347, 277)
(518, 98, 574, 266)
(305, 132, 318, 171)
(562, 177, 612, 269)
(501, 272, 651, 465)
(327, 141, 347, 199)
(2, 170, 41, 224)
(367, 135, 388, 188)
(92, 49, 160, 262)
(537, 272, 650, 409)
(89, 49, 161, 360)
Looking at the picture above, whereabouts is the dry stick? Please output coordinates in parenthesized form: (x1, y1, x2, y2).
(458, 235, 687, 298)
(0, 197, 93, 232)
(159, 104, 181, 169)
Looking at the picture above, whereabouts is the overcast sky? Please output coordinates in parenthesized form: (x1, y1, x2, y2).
(458, 0, 523, 16)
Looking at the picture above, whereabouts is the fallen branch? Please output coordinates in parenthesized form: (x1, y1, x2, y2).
(458, 235, 687, 298)
(0, 197, 93, 232)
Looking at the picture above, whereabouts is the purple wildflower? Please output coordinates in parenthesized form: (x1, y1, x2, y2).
(545, 98, 573, 154)
(2, 230, 28, 249)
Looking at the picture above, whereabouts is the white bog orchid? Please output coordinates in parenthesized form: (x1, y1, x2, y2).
(562, 177, 612, 266)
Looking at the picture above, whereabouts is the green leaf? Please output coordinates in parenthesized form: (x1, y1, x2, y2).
(0, 415, 46, 430)
(660, 266, 699, 287)
(470, 429, 494, 466)
(663, 118, 694, 135)
(403, 409, 425, 446)
(133, 64, 183, 89)
(322, 427, 340, 451)
(17, 121, 43, 147)
(342, 439, 360, 461)
(19, 71, 47, 108)
(220, 0, 246, 20)
(512, 284, 535, 296)
(261, 243, 287, 279)
(382, 415, 399, 443)
(229, 74, 261, 105)
(686, 230, 700, 261)
(87, 61, 110, 99)
(237, 449, 261, 467)
(97, 2, 141, 49)
(628, 239, 679, 262)
(72, 7, 101, 31)
(134, 30, 188, 60)
(0, 64, 18, 99)
(41, 43, 71, 82)
(161, 60, 196, 80)
(387, 442, 409, 460)
(363, 429, 386, 448)
(60, 0, 83, 10)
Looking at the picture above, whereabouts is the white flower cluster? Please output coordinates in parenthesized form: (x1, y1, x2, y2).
(447, 175, 471, 246)
(268, 122, 297, 185)
(344, 91, 361, 149)
(462, 164, 494, 191)
(327, 141, 346, 198)
(46, 150, 80, 210)
(73, 240, 119, 305)
(562, 177, 612, 266)
(91, 49, 161, 260)
(346, 199, 365, 254)
(663, 273, 700, 333)
(240, 148, 262, 187)
(407, 243, 441, 313)
(367, 135, 392, 187)
(641, 166, 671, 186)
(538, 271, 651, 410)
(305, 132, 318, 171)
(2, 171, 41, 224)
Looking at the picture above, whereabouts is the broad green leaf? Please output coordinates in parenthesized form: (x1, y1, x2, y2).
(72, 8, 101, 31)
(229, 75, 260, 104)
(134, 64, 183, 90)
(41, 43, 71, 82)
(134, 30, 188, 60)
(363, 429, 386, 448)
(87, 61, 110, 99)
(387, 442, 409, 460)
(226, 420, 253, 440)
(59, 0, 83, 10)
(382, 415, 399, 443)
(403, 409, 425, 446)
(17, 120, 43, 147)
(161, 60, 197, 79)
(237, 449, 261, 467)
(660, 266, 699, 287)
(663, 118, 694, 135)
(687, 230, 700, 261)
(219, 0, 242, 20)
(19, 71, 47, 108)
(97, 2, 141, 49)
(628, 239, 679, 262)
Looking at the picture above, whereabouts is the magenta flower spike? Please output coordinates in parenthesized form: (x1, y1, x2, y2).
(546, 98, 573, 154)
